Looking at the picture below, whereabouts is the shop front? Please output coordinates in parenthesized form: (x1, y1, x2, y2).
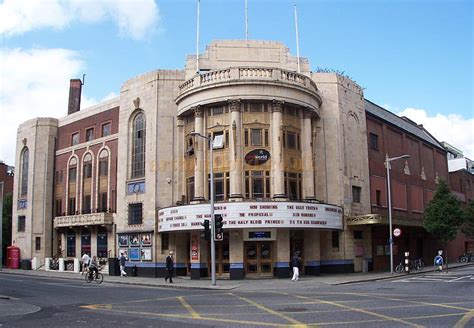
(159, 201, 343, 279)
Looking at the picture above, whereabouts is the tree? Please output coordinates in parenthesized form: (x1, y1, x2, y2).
(461, 200, 474, 238)
(2, 192, 13, 266)
(424, 178, 464, 271)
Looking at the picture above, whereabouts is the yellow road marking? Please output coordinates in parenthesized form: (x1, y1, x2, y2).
(292, 294, 422, 327)
(178, 296, 201, 318)
(229, 292, 309, 328)
(82, 306, 292, 327)
(454, 310, 474, 328)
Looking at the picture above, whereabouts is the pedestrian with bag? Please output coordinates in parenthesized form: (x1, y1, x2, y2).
(165, 251, 174, 283)
(290, 251, 302, 282)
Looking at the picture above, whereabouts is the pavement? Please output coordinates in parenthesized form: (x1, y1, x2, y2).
(0, 262, 472, 292)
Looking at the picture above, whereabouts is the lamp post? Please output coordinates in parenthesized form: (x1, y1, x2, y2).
(385, 153, 410, 274)
(191, 132, 216, 286)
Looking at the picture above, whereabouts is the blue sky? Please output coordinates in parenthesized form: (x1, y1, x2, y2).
(1, 0, 473, 165)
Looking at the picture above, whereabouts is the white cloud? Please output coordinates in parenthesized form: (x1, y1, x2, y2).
(397, 108, 474, 160)
(0, 0, 160, 40)
(0, 48, 114, 165)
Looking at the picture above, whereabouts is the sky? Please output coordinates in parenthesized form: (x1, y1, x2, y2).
(0, 0, 472, 166)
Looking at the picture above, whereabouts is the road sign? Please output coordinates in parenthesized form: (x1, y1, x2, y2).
(393, 228, 401, 237)
(435, 255, 443, 266)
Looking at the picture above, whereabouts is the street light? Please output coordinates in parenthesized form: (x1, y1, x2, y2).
(190, 131, 217, 286)
(385, 153, 410, 274)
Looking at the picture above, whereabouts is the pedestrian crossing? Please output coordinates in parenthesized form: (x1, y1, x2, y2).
(393, 272, 473, 283)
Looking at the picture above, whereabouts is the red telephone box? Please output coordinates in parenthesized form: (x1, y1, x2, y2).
(7, 246, 20, 269)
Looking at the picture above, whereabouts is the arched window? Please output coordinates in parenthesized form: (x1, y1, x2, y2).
(20, 148, 29, 197)
(131, 112, 146, 178)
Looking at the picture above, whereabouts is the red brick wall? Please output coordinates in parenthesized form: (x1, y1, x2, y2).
(0, 162, 14, 195)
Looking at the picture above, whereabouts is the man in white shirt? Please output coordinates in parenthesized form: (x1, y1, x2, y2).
(81, 253, 90, 275)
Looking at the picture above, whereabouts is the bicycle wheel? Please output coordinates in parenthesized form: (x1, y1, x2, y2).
(395, 263, 404, 273)
(85, 273, 92, 283)
(418, 260, 424, 270)
(95, 273, 104, 284)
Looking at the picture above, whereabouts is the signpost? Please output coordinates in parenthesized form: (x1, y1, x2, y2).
(393, 228, 401, 237)
(434, 251, 444, 272)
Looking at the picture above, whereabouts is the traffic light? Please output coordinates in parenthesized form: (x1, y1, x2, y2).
(201, 219, 211, 241)
(214, 214, 224, 241)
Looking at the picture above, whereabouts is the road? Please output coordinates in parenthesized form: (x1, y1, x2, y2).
(0, 265, 473, 327)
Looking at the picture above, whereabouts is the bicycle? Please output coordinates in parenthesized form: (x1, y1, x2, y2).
(395, 258, 424, 273)
(85, 269, 104, 284)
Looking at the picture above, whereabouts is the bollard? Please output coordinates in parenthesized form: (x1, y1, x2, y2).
(59, 258, 65, 272)
(45, 258, 51, 271)
(73, 258, 80, 273)
(31, 257, 38, 270)
(405, 252, 410, 273)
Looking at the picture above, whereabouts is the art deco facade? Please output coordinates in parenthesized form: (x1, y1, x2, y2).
(13, 40, 455, 279)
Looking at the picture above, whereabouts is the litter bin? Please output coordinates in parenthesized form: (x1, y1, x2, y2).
(20, 259, 31, 270)
(132, 265, 137, 277)
(108, 258, 120, 276)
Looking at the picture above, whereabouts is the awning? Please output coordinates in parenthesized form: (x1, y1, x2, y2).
(347, 214, 424, 227)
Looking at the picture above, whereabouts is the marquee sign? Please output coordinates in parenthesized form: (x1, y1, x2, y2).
(244, 149, 270, 165)
(158, 201, 343, 232)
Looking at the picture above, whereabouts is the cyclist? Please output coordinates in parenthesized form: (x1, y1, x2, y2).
(88, 256, 99, 280)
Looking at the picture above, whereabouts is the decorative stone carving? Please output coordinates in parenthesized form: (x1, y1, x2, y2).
(420, 167, 426, 180)
(404, 160, 410, 175)
(192, 106, 203, 117)
(228, 99, 241, 112)
(22, 138, 27, 145)
(303, 107, 313, 119)
(271, 100, 284, 112)
(133, 97, 140, 109)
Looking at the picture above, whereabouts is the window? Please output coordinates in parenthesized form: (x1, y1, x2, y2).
(128, 203, 143, 225)
(55, 199, 62, 216)
(83, 163, 92, 179)
(376, 190, 382, 206)
(208, 106, 224, 116)
(67, 232, 76, 257)
(69, 167, 77, 182)
(131, 112, 146, 179)
(208, 172, 228, 201)
(352, 186, 361, 203)
(20, 148, 29, 196)
(250, 103, 262, 112)
(287, 132, 297, 149)
(264, 129, 269, 146)
(186, 138, 194, 156)
(332, 231, 340, 251)
(99, 160, 108, 176)
(83, 195, 91, 214)
(71, 133, 80, 146)
(97, 229, 108, 258)
(18, 216, 26, 232)
(86, 128, 94, 142)
(285, 172, 302, 200)
(68, 197, 76, 215)
(102, 123, 111, 137)
(99, 192, 107, 212)
(354, 231, 363, 239)
(245, 171, 270, 199)
(369, 133, 379, 150)
(244, 130, 249, 147)
(251, 129, 262, 146)
(35, 237, 41, 251)
(187, 177, 194, 203)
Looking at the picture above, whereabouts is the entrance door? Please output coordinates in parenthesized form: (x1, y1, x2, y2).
(208, 233, 230, 277)
(245, 242, 273, 277)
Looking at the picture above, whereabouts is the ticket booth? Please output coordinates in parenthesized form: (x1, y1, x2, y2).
(7, 246, 20, 269)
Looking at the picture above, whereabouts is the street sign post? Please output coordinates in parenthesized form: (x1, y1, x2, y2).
(393, 228, 401, 237)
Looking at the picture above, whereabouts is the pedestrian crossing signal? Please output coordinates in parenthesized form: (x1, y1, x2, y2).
(214, 214, 224, 241)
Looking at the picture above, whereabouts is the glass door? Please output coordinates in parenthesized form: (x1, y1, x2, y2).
(245, 241, 273, 277)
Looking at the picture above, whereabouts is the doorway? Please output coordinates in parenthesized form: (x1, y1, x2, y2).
(290, 231, 304, 274)
(207, 233, 230, 277)
(244, 241, 273, 277)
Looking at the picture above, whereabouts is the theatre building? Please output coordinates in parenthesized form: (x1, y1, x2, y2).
(13, 40, 380, 278)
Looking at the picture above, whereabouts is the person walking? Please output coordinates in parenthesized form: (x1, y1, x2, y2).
(119, 253, 127, 277)
(290, 251, 302, 281)
(165, 251, 174, 283)
(81, 253, 90, 275)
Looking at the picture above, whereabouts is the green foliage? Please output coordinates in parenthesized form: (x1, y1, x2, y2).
(461, 201, 474, 238)
(423, 178, 464, 245)
(2, 192, 13, 249)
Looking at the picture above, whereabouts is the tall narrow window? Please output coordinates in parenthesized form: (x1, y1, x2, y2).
(131, 112, 146, 178)
(86, 128, 94, 142)
(20, 148, 29, 197)
(18, 216, 26, 232)
(102, 122, 111, 137)
(251, 129, 262, 146)
(128, 203, 143, 225)
(369, 133, 379, 150)
(352, 186, 361, 203)
(35, 237, 41, 251)
(71, 133, 80, 146)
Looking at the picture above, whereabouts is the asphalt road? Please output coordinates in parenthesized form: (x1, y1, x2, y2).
(0, 266, 473, 327)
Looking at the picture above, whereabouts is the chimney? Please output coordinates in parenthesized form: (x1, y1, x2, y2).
(68, 78, 82, 115)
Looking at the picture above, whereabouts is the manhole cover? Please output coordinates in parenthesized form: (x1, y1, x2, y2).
(278, 308, 307, 312)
